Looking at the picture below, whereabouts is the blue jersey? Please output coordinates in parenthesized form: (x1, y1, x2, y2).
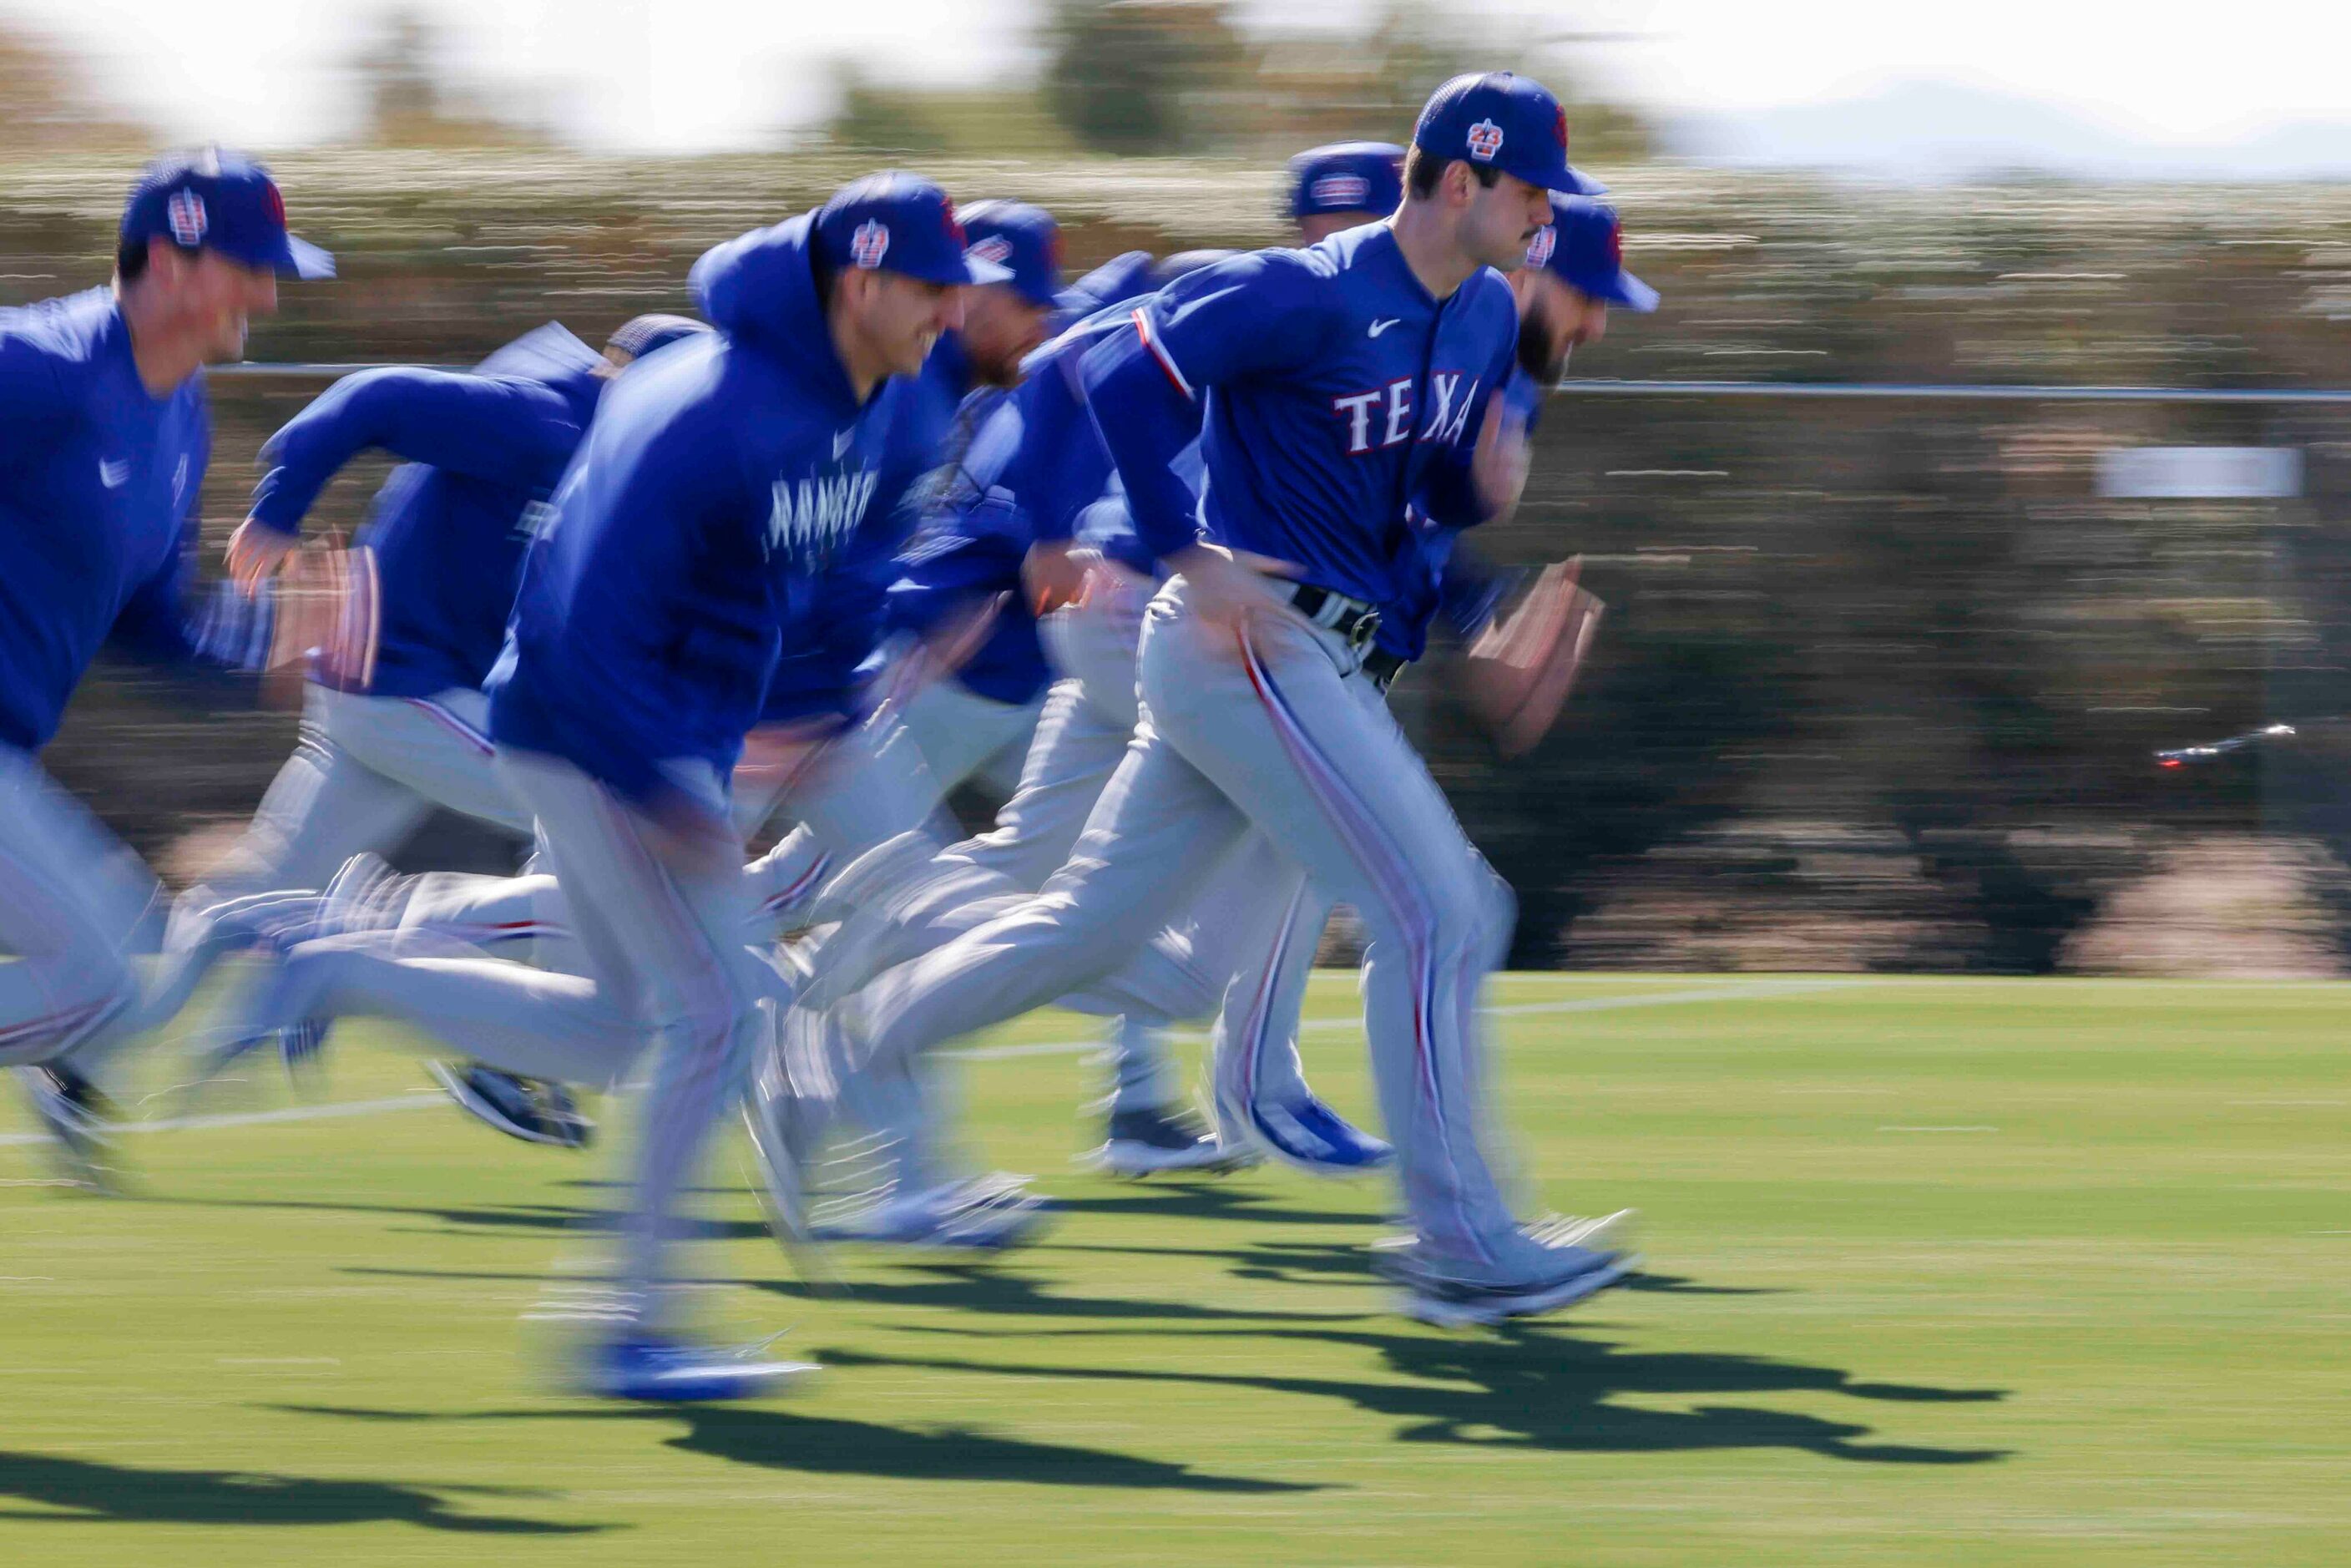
(1371, 367, 1549, 660)
(247, 324, 604, 700)
(488, 215, 933, 812)
(758, 334, 981, 728)
(1101, 222, 1517, 609)
(0, 289, 214, 752)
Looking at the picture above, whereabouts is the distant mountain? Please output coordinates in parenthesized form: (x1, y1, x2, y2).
(1669, 78, 2351, 182)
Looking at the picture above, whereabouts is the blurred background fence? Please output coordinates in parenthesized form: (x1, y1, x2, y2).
(8, 4, 2351, 976)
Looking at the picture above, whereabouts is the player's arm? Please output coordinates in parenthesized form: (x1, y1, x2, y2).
(1079, 251, 1326, 566)
(234, 367, 584, 589)
(109, 450, 335, 697)
(1437, 539, 1528, 641)
(1000, 354, 1115, 612)
(1416, 336, 1532, 533)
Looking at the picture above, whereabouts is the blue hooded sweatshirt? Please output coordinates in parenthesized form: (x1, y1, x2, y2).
(246, 323, 605, 700)
(754, 333, 977, 729)
(487, 215, 932, 812)
(0, 288, 227, 753)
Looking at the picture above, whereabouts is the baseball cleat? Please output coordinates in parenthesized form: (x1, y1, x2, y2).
(427, 1060, 594, 1149)
(1381, 1242, 1636, 1328)
(13, 1063, 122, 1191)
(1089, 1103, 1250, 1176)
(579, 1333, 818, 1403)
(813, 1172, 1055, 1249)
(1229, 1091, 1393, 1175)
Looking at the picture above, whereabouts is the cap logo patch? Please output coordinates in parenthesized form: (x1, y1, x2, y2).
(1310, 173, 1370, 208)
(968, 235, 1014, 266)
(1525, 224, 1556, 270)
(263, 180, 286, 228)
(850, 220, 890, 269)
(1607, 222, 1623, 267)
(166, 190, 208, 246)
(1555, 104, 1570, 149)
(1466, 119, 1504, 162)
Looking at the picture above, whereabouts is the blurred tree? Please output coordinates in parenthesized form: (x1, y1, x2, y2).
(1043, 0, 1247, 154)
(354, 8, 550, 148)
(821, 60, 1071, 158)
(0, 22, 149, 153)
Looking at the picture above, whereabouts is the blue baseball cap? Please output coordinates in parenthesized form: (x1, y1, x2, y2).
(1287, 142, 1404, 220)
(120, 146, 333, 280)
(957, 200, 1064, 309)
(814, 173, 1013, 290)
(1525, 197, 1656, 311)
(1413, 73, 1605, 198)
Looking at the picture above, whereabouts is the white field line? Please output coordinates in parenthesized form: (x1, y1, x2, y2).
(948, 976, 1860, 1059)
(0, 978, 1862, 1146)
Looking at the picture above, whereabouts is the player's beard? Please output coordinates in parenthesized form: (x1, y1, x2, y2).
(1516, 309, 1568, 383)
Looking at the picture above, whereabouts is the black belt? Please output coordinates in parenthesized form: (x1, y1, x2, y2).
(1362, 649, 1405, 692)
(1285, 582, 1382, 650)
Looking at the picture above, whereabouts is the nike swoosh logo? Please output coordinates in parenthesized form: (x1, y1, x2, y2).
(1368, 318, 1402, 338)
(99, 459, 129, 489)
(832, 428, 854, 459)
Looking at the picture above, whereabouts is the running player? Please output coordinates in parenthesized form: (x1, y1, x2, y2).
(220, 174, 1009, 1398)
(764, 75, 1642, 1326)
(178, 314, 707, 1145)
(3, 148, 334, 1182)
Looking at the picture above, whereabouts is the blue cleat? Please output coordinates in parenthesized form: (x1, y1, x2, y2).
(581, 1334, 819, 1403)
(1231, 1092, 1393, 1176)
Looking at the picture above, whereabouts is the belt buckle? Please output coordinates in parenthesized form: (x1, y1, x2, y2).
(1347, 609, 1379, 653)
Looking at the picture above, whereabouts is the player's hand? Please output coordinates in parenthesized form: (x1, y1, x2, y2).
(1022, 540, 1091, 616)
(1464, 557, 1604, 756)
(226, 518, 300, 597)
(1469, 393, 1533, 524)
(1165, 543, 1285, 640)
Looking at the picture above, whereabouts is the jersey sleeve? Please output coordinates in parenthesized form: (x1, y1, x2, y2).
(1130, 249, 1332, 396)
(1436, 539, 1524, 640)
(1079, 322, 1212, 563)
(250, 367, 585, 537)
(1004, 353, 1112, 545)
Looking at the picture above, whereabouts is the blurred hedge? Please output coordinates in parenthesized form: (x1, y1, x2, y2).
(11, 150, 2351, 970)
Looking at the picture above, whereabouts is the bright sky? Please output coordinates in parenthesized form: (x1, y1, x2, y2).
(8, 0, 2349, 159)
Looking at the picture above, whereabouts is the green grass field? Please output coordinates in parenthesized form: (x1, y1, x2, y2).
(5, 974, 2349, 1565)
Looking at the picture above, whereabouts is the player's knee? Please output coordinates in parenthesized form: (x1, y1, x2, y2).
(23, 949, 138, 1057)
(1418, 862, 1512, 963)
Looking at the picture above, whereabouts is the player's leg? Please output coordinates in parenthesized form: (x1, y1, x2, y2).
(767, 715, 1256, 1192)
(316, 685, 535, 838)
(1202, 865, 1392, 1171)
(201, 686, 438, 898)
(0, 747, 154, 1181)
(1139, 581, 1625, 1319)
(950, 676, 1130, 889)
(890, 676, 1045, 812)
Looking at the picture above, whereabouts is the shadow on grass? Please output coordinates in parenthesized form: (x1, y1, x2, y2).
(154, 1195, 768, 1243)
(817, 1321, 2010, 1466)
(265, 1405, 1324, 1495)
(339, 1261, 1370, 1327)
(0, 1450, 604, 1534)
